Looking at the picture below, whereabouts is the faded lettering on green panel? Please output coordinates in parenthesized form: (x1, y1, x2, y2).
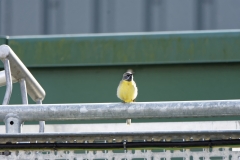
(7, 30, 240, 67)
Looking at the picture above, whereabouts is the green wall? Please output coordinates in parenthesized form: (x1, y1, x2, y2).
(1, 63, 240, 105)
(0, 30, 240, 105)
(0, 37, 6, 45)
(5, 30, 240, 67)
(0, 30, 240, 125)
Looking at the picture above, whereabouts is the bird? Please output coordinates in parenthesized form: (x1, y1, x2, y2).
(117, 69, 138, 103)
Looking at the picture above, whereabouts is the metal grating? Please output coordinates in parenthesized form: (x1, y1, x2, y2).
(0, 147, 240, 160)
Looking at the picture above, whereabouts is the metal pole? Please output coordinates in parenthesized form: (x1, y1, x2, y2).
(0, 45, 46, 102)
(37, 99, 45, 133)
(1, 100, 240, 121)
(19, 78, 28, 133)
(0, 70, 18, 87)
(20, 78, 28, 104)
(2, 59, 12, 105)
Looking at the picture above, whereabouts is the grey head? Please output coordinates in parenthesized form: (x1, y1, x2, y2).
(122, 70, 133, 81)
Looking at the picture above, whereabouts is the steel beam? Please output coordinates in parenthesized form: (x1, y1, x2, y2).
(0, 100, 240, 121)
(0, 130, 240, 143)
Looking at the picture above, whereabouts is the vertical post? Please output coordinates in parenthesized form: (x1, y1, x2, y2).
(19, 78, 28, 132)
(20, 78, 28, 104)
(37, 99, 45, 133)
(2, 59, 12, 105)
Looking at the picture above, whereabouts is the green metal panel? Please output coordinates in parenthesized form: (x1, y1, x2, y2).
(7, 30, 240, 67)
(1, 63, 240, 124)
(0, 30, 240, 104)
(0, 30, 240, 124)
(1, 63, 240, 105)
(0, 37, 6, 45)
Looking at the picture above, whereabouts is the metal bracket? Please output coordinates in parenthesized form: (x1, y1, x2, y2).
(4, 113, 22, 133)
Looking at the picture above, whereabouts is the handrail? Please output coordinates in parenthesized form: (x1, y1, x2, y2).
(2, 59, 13, 105)
(0, 45, 45, 102)
(0, 70, 17, 87)
(0, 130, 240, 143)
(0, 100, 240, 121)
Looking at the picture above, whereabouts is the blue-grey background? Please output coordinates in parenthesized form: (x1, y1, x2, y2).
(0, 0, 240, 36)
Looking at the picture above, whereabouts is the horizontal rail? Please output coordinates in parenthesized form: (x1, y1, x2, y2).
(1, 100, 240, 121)
(0, 45, 45, 102)
(1, 140, 240, 149)
(0, 130, 240, 143)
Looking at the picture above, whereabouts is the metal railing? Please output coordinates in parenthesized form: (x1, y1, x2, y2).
(1, 100, 240, 121)
(1, 45, 240, 159)
(0, 44, 46, 133)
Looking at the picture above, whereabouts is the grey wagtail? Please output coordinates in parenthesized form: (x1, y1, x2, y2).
(117, 69, 138, 103)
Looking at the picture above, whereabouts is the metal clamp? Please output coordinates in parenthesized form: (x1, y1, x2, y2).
(4, 113, 22, 133)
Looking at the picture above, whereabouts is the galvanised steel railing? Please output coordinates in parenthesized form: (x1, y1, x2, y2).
(1, 45, 240, 159)
(0, 44, 45, 133)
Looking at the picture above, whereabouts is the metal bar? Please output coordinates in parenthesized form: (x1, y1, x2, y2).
(0, 70, 17, 87)
(19, 79, 28, 104)
(1, 139, 240, 150)
(19, 78, 28, 133)
(37, 99, 45, 133)
(1, 100, 240, 121)
(0, 149, 236, 160)
(0, 45, 45, 102)
(39, 121, 45, 133)
(2, 59, 12, 105)
(0, 130, 240, 143)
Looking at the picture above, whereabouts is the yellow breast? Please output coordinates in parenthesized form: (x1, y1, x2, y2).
(117, 80, 138, 103)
